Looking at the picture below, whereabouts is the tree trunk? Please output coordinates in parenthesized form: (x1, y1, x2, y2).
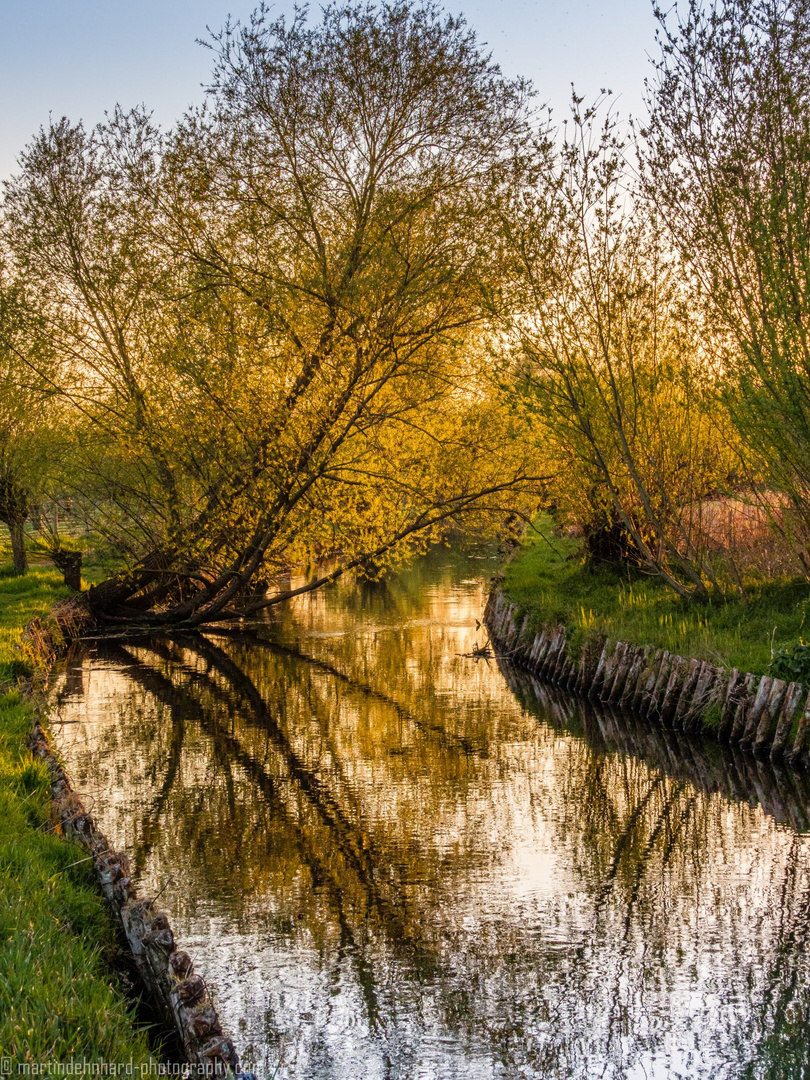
(51, 548, 82, 591)
(0, 478, 30, 576)
(8, 516, 28, 575)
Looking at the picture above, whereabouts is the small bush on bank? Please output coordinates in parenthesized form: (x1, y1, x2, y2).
(769, 643, 810, 686)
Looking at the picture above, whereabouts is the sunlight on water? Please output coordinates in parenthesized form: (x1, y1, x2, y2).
(53, 549, 810, 1079)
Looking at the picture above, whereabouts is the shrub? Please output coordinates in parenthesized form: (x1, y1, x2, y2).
(769, 642, 810, 686)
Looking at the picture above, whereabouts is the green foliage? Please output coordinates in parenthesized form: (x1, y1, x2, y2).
(501, 100, 736, 599)
(646, 0, 810, 561)
(769, 642, 810, 685)
(701, 701, 723, 730)
(504, 516, 810, 674)
(1, 0, 546, 628)
(4, 0, 810, 627)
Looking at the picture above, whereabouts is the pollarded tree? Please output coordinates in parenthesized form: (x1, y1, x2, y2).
(0, 256, 56, 575)
(3, 1, 547, 626)
(644, 0, 810, 567)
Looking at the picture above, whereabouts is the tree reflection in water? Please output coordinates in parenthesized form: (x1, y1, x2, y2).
(54, 550, 810, 1079)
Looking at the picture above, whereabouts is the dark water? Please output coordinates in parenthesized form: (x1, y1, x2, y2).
(53, 550, 810, 1079)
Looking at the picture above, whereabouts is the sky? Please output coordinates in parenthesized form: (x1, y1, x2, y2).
(0, 0, 659, 181)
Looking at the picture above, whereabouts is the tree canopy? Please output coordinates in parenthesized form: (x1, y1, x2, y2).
(1, 1, 547, 625)
(6, 0, 810, 611)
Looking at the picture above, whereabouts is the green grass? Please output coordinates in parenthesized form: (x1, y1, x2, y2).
(503, 517, 810, 675)
(0, 568, 70, 683)
(0, 559, 120, 685)
(0, 566, 152, 1062)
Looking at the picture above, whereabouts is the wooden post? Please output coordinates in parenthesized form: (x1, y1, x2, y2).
(548, 645, 565, 683)
(606, 644, 637, 704)
(564, 654, 580, 691)
(683, 663, 722, 732)
(565, 652, 578, 686)
(517, 613, 531, 654)
(550, 640, 571, 684)
(634, 651, 656, 714)
(571, 646, 588, 694)
(575, 635, 606, 695)
(537, 629, 559, 677)
(637, 650, 665, 715)
(649, 652, 674, 719)
(617, 648, 643, 708)
(752, 679, 789, 756)
(717, 670, 742, 742)
(617, 648, 648, 709)
(506, 604, 522, 649)
(533, 631, 553, 673)
(529, 631, 548, 672)
(601, 642, 627, 701)
(588, 642, 611, 700)
(729, 673, 757, 743)
(659, 657, 688, 726)
(602, 644, 624, 700)
(701, 667, 728, 733)
(628, 649, 656, 712)
(672, 659, 702, 729)
(740, 676, 775, 748)
(682, 662, 712, 730)
(533, 630, 552, 669)
(542, 630, 565, 680)
(769, 683, 806, 761)
(787, 697, 810, 767)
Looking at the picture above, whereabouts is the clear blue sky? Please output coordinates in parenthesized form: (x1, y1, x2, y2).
(0, 0, 658, 180)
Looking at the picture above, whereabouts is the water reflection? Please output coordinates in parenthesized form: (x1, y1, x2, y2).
(53, 550, 810, 1079)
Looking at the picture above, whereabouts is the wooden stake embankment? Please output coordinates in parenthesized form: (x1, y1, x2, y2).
(484, 586, 810, 769)
(501, 659, 810, 831)
(28, 714, 241, 1072)
(19, 603, 241, 1073)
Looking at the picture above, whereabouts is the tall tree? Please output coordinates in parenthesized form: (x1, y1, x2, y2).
(644, 0, 810, 565)
(0, 256, 55, 574)
(501, 101, 734, 597)
(3, 1, 546, 625)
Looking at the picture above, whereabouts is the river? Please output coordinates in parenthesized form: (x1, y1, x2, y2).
(53, 547, 810, 1079)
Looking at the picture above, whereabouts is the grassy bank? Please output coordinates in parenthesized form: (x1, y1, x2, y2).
(503, 518, 810, 676)
(0, 566, 152, 1061)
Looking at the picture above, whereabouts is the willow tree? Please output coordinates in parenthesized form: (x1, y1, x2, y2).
(644, 0, 810, 566)
(3, 1, 544, 626)
(501, 102, 736, 597)
(0, 257, 56, 574)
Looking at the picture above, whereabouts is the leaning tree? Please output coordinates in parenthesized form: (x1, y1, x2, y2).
(3, 1, 548, 626)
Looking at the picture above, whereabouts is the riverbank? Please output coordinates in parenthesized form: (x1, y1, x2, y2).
(487, 520, 810, 764)
(0, 567, 152, 1061)
(503, 518, 810, 676)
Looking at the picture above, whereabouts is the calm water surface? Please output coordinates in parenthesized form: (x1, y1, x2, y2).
(53, 550, 810, 1079)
